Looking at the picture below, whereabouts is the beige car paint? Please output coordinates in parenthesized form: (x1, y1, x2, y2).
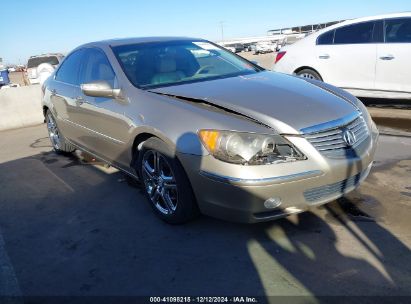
(42, 37, 379, 222)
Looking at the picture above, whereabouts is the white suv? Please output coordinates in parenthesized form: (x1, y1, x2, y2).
(273, 12, 411, 100)
(26, 54, 64, 84)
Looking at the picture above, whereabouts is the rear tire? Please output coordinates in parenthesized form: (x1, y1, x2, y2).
(45, 110, 75, 154)
(136, 137, 199, 224)
(296, 69, 322, 81)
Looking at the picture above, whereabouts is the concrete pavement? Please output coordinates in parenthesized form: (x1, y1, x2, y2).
(0, 124, 410, 300)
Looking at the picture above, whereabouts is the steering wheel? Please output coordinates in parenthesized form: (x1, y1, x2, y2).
(194, 65, 214, 76)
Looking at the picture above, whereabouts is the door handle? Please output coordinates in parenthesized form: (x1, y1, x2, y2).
(319, 54, 330, 59)
(379, 55, 394, 60)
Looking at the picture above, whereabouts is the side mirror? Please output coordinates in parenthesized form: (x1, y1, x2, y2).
(81, 80, 122, 99)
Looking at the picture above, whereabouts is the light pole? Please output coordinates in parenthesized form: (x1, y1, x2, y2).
(219, 21, 225, 42)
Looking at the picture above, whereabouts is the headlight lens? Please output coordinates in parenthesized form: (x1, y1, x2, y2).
(198, 130, 305, 165)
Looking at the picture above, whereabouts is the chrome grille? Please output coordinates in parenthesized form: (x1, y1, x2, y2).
(304, 172, 361, 203)
(303, 114, 369, 157)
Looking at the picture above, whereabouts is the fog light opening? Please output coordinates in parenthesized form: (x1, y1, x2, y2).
(264, 197, 282, 209)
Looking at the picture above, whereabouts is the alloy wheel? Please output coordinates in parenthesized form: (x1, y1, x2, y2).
(299, 72, 317, 80)
(141, 150, 178, 215)
(46, 113, 61, 150)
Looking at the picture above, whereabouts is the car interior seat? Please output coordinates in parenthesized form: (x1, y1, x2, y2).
(151, 56, 186, 85)
(174, 47, 200, 77)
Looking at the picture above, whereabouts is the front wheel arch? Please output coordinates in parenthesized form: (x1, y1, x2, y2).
(131, 132, 156, 172)
(136, 137, 200, 224)
(42, 105, 49, 122)
(43, 105, 48, 117)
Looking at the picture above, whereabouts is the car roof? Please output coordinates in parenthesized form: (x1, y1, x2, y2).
(342, 11, 411, 24)
(315, 11, 411, 36)
(80, 36, 205, 48)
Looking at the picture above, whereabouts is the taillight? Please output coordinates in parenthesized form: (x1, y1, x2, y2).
(275, 51, 286, 64)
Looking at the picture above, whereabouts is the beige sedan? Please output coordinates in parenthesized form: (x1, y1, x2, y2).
(42, 37, 379, 224)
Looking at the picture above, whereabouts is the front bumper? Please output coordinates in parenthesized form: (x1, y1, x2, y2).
(178, 128, 378, 223)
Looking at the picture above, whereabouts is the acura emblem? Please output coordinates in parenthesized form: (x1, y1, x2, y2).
(342, 129, 357, 147)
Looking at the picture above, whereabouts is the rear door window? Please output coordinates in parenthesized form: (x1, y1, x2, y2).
(55, 49, 85, 85)
(385, 18, 411, 43)
(334, 21, 375, 44)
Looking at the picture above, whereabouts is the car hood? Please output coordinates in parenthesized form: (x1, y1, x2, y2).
(150, 71, 358, 134)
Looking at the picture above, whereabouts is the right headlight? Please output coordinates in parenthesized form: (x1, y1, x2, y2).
(198, 129, 306, 165)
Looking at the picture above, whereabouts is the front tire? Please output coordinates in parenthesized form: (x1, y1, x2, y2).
(136, 138, 199, 224)
(296, 69, 323, 81)
(46, 110, 75, 154)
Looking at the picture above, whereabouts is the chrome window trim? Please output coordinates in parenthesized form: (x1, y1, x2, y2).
(199, 170, 323, 186)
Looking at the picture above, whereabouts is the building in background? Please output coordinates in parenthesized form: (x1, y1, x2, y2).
(218, 19, 345, 51)
(267, 20, 345, 35)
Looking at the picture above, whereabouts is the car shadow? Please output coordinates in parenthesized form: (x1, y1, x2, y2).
(0, 133, 410, 302)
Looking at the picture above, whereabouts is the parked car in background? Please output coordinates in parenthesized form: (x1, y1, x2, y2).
(15, 65, 26, 72)
(225, 46, 236, 53)
(273, 12, 411, 99)
(232, 43, 245, 53)
(243, 43, 254, 52)
(255, 41, 278, 54)
(26, 53, 64, 84)
(223, 44, 245, 53)
(42, 37, 378, 224)
(247, 44, 257, 52)
(0, 69, 10, 87)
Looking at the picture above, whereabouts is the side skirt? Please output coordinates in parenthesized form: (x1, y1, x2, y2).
(65, 138, 140, 181)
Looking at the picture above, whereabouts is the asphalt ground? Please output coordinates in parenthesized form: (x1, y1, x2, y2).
(0, 121, 410, 302)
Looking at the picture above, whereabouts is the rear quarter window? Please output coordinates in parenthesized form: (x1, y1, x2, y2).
(317, 30, 334, 45)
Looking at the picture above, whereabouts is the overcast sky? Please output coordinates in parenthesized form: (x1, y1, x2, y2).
(1, 0, 410, 64)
